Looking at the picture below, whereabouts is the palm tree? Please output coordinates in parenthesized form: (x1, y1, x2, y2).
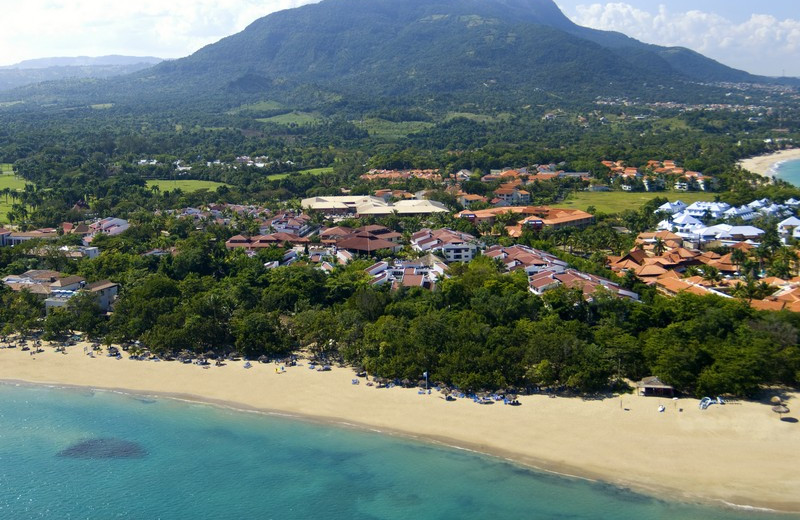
(730, 248, 747, 274)
(702, 265, 722, 284)
(771, 247, 798, 278)
(732, 277, 758, 300)
(754, 243, 771, 276)
(653, 237, 666, 257)
(684, 265, 701, 278)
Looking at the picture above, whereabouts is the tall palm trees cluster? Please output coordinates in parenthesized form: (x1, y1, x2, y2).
(3, 184, 41, 227)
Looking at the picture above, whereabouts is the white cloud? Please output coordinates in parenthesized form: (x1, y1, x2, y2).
(571, 3, 800, 77)
(0, 0, 320, 65)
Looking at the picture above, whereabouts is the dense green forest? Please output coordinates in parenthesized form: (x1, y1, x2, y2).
(1, 209, 799, 398)
(1, 101, 798, 230)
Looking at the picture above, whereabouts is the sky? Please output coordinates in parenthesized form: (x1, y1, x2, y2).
(0, 1, 797, 77)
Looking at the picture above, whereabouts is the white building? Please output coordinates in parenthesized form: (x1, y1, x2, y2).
(655, 200, 687, 215)
(411, 229, 479, 263)
(723, 206, 757, 221)
(301, 196, 448, 216)
(689, 224, 764, 243)
(684, 201, 731, 220)
(778, 216, 800, 243)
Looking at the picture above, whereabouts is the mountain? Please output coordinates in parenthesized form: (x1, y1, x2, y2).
(1, 0, 794, 111)
(0, 56, 163, 92)
(1, 55, 163, 70)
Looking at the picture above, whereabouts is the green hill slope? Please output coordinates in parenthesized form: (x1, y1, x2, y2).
(1, 0, 794, 113)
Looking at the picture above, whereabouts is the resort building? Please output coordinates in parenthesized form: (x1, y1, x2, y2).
(225, 233, 310, 250)
(456, 206, 594, 231)
(410, 228, 480, 263)
(263, 212, 313, 236)
(492, 187, 530, 206)
(364, 256, 449, 290)
(3, 228, 60, 246)
(529, 269, 639, 301)
(484, 245, 568, 275)
(3, 270, 118, 313)
(301, 196, 448, 216)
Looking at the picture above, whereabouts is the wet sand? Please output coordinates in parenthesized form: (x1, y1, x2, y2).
(739, 148, 800, 178)
(1, 345, 798, 513)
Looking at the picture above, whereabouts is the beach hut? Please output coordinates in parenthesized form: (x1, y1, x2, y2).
(637, 376, 675, 397)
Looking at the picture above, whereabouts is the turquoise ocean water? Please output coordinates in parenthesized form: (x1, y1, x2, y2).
(0, 383, 791, 520)
(773, 158, 800, 186)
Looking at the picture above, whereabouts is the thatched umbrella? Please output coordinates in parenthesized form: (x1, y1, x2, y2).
(257, 355, 269, 363)
(204, 350, 217, 360)
(771, 396, 783, 405)
(401, 378, 412, 388)
(772, 404, 790, 418)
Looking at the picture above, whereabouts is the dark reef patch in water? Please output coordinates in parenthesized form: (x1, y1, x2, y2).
(58, 438, 147, 459)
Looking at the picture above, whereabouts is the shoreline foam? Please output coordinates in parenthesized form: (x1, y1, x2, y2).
(1, 347, 798, 514)
(738, 148, 800, 178)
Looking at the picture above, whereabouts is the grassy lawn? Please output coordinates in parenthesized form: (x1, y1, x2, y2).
(0, 171, 32, 223)
(0, 172, 29, 190)
(353, 118, 434, 140)
(553, 191, 714, 214)
(268, 167, 334, 181)
(146, 180, 229, 193)
(257, 111, 321, 125)
(230, 100, 285, 114)
(0, 200, 13, 224)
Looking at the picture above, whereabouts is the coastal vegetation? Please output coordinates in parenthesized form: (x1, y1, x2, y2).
(0, 219, 798, 398)
(0, 70, 797, 400)
(0, 0, 797, 402)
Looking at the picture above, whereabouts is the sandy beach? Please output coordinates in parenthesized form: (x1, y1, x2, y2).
(738, 148, 800, 178)
(1, 345, 799, 513)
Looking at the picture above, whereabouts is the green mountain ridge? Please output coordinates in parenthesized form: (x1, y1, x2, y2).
(1, 0, 796, 113)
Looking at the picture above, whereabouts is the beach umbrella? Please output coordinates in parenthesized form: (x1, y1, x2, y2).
(258, 355, 269, 363)
(771, 396, 783, 405)
(772, 404, 790, 418)
(401, 378, 412, 387)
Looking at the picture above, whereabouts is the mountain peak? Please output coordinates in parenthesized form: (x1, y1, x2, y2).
(3, 0, 783, 109)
